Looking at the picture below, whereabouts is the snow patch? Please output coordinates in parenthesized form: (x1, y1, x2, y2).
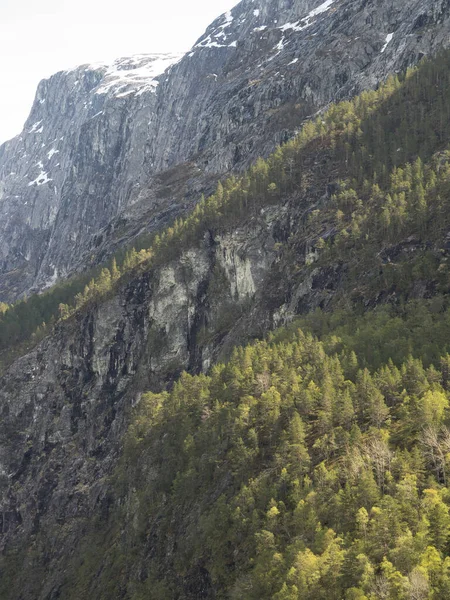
(47, 148, 59, 160)
(28, 171, 52, 187)
(381, 32, 394, 53)
(276, 38, 287, 51)
(279, 0, 335, 34)
(115, 89, 137, 98)
(195, 9, 236, 49)
(29, 120, 43, 134)
(223, 10, 234, 27)
(306, 0, 335, 20)
(93, 54, 182, 97)
(195, 37, 228, 49)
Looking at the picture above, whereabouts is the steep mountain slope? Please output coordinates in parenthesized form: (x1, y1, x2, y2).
(2, 0, 450, 301)
(3, 47, 450, 598)
(0, 54, 182, 300)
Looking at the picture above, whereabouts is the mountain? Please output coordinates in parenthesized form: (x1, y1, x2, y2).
(2, 43, 450, 597)
(0, 53, 182, 300)
(1, 0, 450, 302)
(3, 0, 450, 598)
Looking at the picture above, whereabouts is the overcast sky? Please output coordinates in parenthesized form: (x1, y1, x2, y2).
(0, 0, 238, 143)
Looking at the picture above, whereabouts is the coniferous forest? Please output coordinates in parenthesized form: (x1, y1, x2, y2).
(72, 327, 450, 600)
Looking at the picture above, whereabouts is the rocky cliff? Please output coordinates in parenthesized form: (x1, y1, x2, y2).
(0, 206, 285, 599)
(0, 54, 182, 299)
(1, 0, 450, 301)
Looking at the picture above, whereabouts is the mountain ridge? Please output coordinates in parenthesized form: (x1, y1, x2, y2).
(2, 0, 450, 301)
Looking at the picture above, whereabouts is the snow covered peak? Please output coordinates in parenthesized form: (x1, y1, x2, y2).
(75, 53, 183, 98)
(95, 53, 183, 97)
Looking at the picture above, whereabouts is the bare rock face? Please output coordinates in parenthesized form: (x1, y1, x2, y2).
(161, 0, 450, 174)
(0, 54, 182, 299)
(1, 0, 450, 301)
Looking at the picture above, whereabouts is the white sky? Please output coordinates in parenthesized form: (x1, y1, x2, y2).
(0, 0, 238, 143)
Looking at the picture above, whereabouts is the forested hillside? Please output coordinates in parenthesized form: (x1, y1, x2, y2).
(39, 316, 450, 600)
(6, 47, 450, 600)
